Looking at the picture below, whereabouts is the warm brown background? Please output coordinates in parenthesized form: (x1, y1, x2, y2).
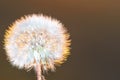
(0, 0, 120, 80)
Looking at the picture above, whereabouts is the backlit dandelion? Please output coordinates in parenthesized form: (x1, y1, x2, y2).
(4, 14, 71, 80)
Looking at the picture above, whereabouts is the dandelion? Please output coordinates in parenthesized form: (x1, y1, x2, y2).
(4, 14, 71, 80)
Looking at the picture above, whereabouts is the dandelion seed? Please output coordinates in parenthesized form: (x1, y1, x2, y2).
(4, 14, 71, 80)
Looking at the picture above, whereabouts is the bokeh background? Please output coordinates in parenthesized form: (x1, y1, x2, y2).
(0, 0, 120, 80)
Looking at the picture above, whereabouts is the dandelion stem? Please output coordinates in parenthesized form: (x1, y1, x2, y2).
(36, 64, 42, 80)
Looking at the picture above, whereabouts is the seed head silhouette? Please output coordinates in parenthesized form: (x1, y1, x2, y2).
(4, 14, 71, 80)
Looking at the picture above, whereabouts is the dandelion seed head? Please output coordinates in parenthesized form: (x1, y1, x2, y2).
(4, 14, 71, 71)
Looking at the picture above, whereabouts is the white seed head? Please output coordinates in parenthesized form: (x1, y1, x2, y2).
(4, 14, 71, 71)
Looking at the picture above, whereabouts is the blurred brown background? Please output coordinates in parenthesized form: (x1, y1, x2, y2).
(0, 0, 120, 80)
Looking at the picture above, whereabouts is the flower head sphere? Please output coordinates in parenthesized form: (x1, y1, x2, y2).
(4, 14, 71, 73)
